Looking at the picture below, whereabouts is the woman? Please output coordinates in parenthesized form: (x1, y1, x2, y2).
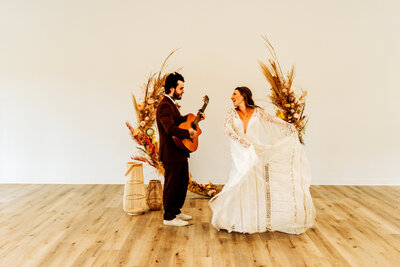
(209, 87, 315, 234)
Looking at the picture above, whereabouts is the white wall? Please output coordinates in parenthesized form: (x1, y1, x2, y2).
(1, 0, 399, 185)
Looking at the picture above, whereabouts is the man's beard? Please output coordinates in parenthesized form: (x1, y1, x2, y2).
(172, 91, 182, 100)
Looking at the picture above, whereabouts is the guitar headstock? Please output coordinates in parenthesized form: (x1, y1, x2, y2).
(203, 95, 209, 105)
(198, 95, 210, 116)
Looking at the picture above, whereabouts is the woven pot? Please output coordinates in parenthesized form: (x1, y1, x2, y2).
(123, 162, 147, 215)
(146, 179, 163, 210)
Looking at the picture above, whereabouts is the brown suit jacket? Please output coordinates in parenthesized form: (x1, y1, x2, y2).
(156, 96, 190, 163)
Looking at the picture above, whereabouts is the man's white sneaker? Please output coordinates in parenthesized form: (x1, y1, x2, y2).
(163, 218, 189, 227)
(176, 213, 192, 221)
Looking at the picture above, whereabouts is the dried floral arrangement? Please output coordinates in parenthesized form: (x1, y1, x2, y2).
(125, 50, 175, 174)
(187, 173, 222, 197)
(126, 50, 221, 197)
(258, 36, 308, 144)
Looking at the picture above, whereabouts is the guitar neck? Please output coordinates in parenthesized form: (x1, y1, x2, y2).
(193, 101, 209, 126)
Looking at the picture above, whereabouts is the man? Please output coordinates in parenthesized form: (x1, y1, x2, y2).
(156, 72, 205, 227)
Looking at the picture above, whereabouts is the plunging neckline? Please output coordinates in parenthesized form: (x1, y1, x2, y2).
(235, 108, 256, 135)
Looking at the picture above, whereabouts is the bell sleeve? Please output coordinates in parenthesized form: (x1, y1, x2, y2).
(259, 108, 297, 137)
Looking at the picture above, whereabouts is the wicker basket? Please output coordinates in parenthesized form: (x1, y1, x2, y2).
(123, 162, 148, 215)
(146, 179, 163, 210)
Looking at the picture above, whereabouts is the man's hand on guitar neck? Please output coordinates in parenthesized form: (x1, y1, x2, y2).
(197, 111, 206, 120)
(188, 128, 199, 139)
(188, 112, 205, 138)
(198, 112, 206, 121)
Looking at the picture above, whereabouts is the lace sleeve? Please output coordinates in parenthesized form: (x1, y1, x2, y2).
(259, 108, 297, 136)
(224, 109, 251, 148)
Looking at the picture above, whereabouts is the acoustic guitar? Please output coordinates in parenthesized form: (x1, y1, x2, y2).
(173, 95, 209, 152)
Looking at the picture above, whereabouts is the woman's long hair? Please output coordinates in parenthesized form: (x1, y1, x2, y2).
(235, 86, 259, 109)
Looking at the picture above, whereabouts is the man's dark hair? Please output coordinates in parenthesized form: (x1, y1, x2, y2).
(164, 72, 184, 94)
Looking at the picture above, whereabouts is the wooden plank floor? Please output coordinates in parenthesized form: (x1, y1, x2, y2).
(0, 184, 399, 267)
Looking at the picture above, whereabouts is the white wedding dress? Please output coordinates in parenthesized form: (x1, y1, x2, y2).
(209, 107, 315, 235)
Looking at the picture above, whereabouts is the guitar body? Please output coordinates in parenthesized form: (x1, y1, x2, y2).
(173, 113, 202, 152)
(173, 95, 209, 153)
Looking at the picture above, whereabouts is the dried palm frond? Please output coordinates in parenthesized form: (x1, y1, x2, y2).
(259, 36, 308, 144)
(131, 93, 141, 123)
